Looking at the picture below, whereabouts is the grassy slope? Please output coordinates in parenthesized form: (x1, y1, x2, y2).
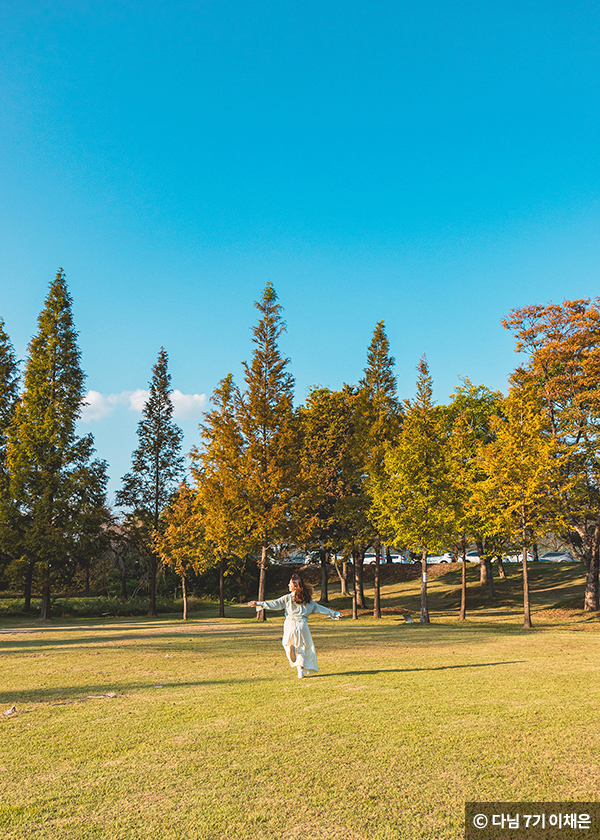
(1, 564, 599, 840)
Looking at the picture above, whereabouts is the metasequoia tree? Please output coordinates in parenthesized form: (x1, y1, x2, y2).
(191, 373, 247, 617)
(296, 386, 359, 602)
(446, 379, 504, 602)
(372, 357, 454, 623)
(472, 381, 566, 628)
(359, 320, 402, 618)
(116, 347, 184, 616)
(6, 270, 107, 619)
(155, 483, 207, 620)
(236, 283, 297, 621)
(503, 299, 600, 610)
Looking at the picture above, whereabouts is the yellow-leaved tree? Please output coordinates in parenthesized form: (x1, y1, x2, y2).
(471, 380, 567, 628)
(372, 356, 455, 623)
(155, 483, 208, 620)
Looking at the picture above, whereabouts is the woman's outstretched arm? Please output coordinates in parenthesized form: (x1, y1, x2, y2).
(248, 595, 289, 611)
(311, 602, 342, 619)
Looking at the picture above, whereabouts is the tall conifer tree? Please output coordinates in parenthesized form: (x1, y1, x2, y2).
(116, 347, 184, 616)
(7, 269, 107, 619)
(0, 319, 20, 577)
(359, 320, 402, 617)
(236, 283, 297, 621)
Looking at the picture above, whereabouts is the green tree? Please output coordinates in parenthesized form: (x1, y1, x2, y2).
(6, 270, 108, 619)
(236, 283, 298, 621)
(446, 378, 504, 604)
(372, 356, 454, 623)
(116, 347, 184, 617)
(296, 385, 359, 603)
(359, 320, 402, 617)
(191, 373, 248, 617)
(0, 318, 20, 579)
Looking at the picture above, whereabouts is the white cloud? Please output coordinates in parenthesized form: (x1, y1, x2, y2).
(80, 390, 115, 422)
(127, 389, 150, 412)
(171, 390, 207, 418)
(80, 388, 207, 421)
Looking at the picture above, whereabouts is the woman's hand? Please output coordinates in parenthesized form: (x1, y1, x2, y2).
(248, 601, 257, 607)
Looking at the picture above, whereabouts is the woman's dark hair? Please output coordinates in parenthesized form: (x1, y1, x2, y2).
(290, 574, 313, 604)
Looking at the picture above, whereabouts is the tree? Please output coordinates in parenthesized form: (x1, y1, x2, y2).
(472, 380, 566, 628)
(446, 378, 504, 605)
(191, 373, 248, 617)
(155, 483, 207, 620)
(372, 357, 454, 623)
(503, 299, 600, 610)
(236, 283, 297, 621)
(0, 319, 20, 580)
(296, 386, 359, 603)
(6, 269, 108, 619)
(359, 320, 402, 618)
(116, 347, 184, 616)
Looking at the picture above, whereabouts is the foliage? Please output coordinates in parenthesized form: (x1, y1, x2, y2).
(116, 347, 184, 616)
(235, 282, 298, 613)
(5, 270, 108, 618)
(471, 380, 567, 626)
(372, 356, 455, 622)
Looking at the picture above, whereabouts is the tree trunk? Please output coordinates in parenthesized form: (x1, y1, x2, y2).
(333, 559, 349, 596)
(256, 540, 267, 622)
(386, 545, 393, 564)
(532, 541, 539, 561)
(39, 581, 51, 621)
(120, 570, 127, 600)
(219, 554, 226, 618)
(486, 556, 496, 598)
(355, 548, 366, 608)
(182, 574, 188, 620)
(583, 520, 600, 611)
(477, 538, 488, 588)
(351, 548, 358, 619)
(319, 548, 329, 603)
(85, 565, 90, 596)
(477, 539, 495, 598)
(497, 556, 506, 579)
(420, 548, 429, 624)
(148, 555, 158, 617)
(23, 561, 34, 613)
(373, 534, 381, 619)
(522, 545, 532, 628)
(459, 543, 467, 621)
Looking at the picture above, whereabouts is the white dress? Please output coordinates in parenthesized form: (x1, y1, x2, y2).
(255, 593, 341, 675)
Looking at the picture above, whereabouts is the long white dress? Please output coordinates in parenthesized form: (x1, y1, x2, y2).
(255, 593, 341, 675)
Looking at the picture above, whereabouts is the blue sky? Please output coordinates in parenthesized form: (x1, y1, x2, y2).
(2, 1, 600, 502)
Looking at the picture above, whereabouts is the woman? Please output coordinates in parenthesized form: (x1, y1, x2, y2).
(249, 574, 342, 678)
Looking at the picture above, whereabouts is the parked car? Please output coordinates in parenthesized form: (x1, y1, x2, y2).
(538, 551, 577, 562)
(503, 552, 534, 563)
(363, 553, 410, 564)
(427, 552, 454, 564)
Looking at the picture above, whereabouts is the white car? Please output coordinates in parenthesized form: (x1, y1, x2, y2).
(538, 551, 577, 562)
(427, 552, 454, 564)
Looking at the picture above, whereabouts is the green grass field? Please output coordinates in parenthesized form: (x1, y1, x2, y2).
(1, 564, 599, 839)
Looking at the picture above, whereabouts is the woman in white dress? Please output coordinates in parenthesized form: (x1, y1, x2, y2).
(249, 574, 342, 678)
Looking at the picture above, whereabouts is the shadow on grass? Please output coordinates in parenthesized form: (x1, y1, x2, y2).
(317, 660, 526, 677)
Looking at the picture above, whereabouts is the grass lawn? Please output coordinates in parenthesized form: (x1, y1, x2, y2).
(1, 564, 599, 839)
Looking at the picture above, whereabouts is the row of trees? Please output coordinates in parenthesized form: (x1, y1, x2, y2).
(1, 271, 599, 626)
